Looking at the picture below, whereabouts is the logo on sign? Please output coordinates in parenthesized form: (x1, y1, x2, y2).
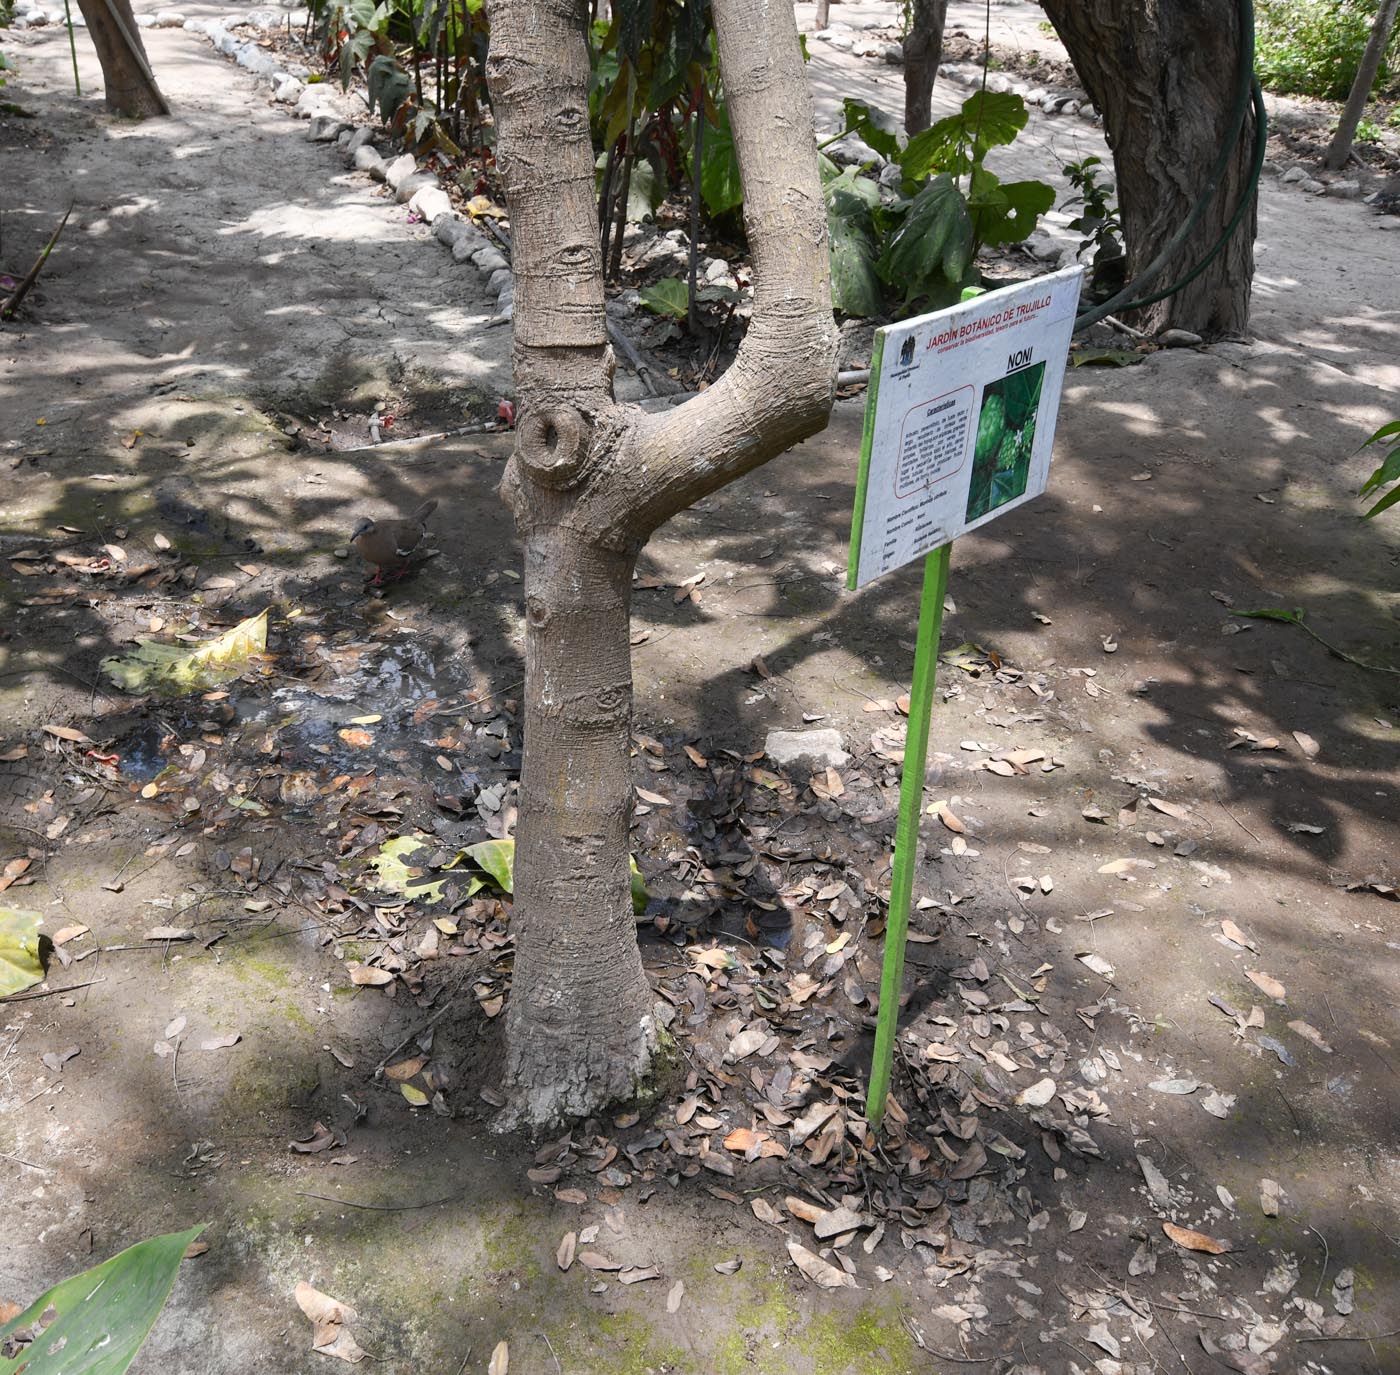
(899, 335, 917, 368)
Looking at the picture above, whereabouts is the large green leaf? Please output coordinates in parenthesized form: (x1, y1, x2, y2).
(638, 276, 690, 319)
(699, 103, 743, 216)
(876, 175, 975, 308)
(460, 838, 515, 893)
(0, 1225, 204, 1375)
(967, 169, 1055, 248)
(900, 89, 1029, 181)
(100, 608, 268, 697)
(823, 168, 883, 317)
(370, 836, 453, 904)
(837, 98, 902, 162)
(0, 907, 43, 997)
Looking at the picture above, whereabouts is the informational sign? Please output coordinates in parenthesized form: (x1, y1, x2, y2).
(848, 266, 1084, 589)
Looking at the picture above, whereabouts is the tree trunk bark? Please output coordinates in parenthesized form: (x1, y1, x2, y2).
(1325, 0, 1400, 171)
(484, 0, 836, 1131)
(74, 0, 168, 118)
(814, 0, 830, 30)
(1042, 0, 1257, 337)
(903, 0, 949, 135)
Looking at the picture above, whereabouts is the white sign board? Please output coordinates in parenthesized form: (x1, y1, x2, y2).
(847, 267, 1084, 589)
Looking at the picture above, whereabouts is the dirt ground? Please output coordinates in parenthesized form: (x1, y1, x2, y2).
(2, 4, 1399, 1375)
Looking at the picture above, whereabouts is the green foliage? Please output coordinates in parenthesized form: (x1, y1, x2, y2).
(823, 166, 884, 317)
(821, 93, 1051, 318)
(698, 100, 743, 217)
(0, 1225, 204, 1375)
(1358, 419, 1400, 517)
(1061, 154, 1125, 296)
(899, 89, 1029, 183)
(0, 906, 43, 997)
(1352, 116, 1385, 141)
(876, 174, 977, 308)
(1256, 0, 1400, 100)
(638, 276, 691, 319)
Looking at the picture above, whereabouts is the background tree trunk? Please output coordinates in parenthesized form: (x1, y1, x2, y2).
(74, 0, 168, 118)
(1042, 0, 1257, 337)
(1325, 0, 1400, 170)
(903, 0, 949, 135)
(484, 0, 836, 1131)
(814, 0, 830, 29)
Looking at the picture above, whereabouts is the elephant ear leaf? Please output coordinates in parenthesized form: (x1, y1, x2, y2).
(0, 906, 44, 997)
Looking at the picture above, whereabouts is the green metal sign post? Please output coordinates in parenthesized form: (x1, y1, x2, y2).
(846, 268, 1083, 1130)
(864, 541, 950, 1125)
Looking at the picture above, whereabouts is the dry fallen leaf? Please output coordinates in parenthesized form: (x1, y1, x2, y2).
(1220, 919, 1256, 951)
(929, 800, 965, 833)
(787, 1239, 856, 1289)
(1245, 970, 1286, 1002)
(1287, 1020, 1333, 1053)
(488, 1340, 509, 1375)
(200, 1033, 241, 1051)
(1014, 1078, 1057, 1108)
(1162, 1222, 1229, 1254)
(41, 724, 91, 744)
(1292, 730, 1319, 759)
(347, 963, 394, 987)
(557, 1232, 576, 1271)
(666, 1279, 684, 1314)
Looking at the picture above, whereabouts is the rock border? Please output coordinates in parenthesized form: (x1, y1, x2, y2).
(173, 8, 516, 323)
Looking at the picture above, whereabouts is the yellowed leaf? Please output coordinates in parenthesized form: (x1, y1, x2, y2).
(347, 963, 394, 987)
(1162, 1222, 1229, 1254)
(1245, 969, 1286, 1002)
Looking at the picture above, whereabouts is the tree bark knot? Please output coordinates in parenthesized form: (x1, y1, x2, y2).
(518, 406, 589, 488)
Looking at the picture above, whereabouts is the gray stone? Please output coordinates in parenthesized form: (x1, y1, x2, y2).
(409, 184, 452, 222)
(353, 145, 385, 177)
(496, 284, 514, 308)
(491, 302, 513, 324)
(307, 115, 351, 144)
(881, 43, 903, 64)
(472, 246, 509, 274)
(345, 126, 374, 156)
(764, 729, 849, 773)
(1159, 328, 1203, 348)
(1327, 178, 1362, 199)
(451, 236, 481, 264)
(1280, 166, 1307, 184)
(1375, 217, 1400, 230)
(605, 297, 634, 320)
(487, 267, 513, 295)
(434, 214, 468, 247)
(878, 162, 903, 190)
(384, 153, 418, 191)
(395, 172, 437, 205)
(336, 128, 353, 149)
(703, 258, 730, 284)
(1299, 176, 1326, 194)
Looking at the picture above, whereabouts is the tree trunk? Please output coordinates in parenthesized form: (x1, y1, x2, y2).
(814, 0, 830, 29)
(1042, 0, 1257, 337)
(1325, 0, 1400, 171)
(903, 0, 949, 135)
(484, 0, 835, 1131)
(74, 0, 168, 118)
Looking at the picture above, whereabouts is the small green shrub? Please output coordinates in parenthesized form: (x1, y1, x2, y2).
(1358, 420, 1400, 518)
(1256, 0, 1400, 100)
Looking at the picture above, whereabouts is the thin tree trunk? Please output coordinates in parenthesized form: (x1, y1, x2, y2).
(687, 99, 704, 333)
(1042, 0, 1256, 337)
(484, 0, 835, 1130)
(814, 0, 830, 28)
(1325, 0, 1400, 170)
(902, 0, 949, 136)
(73, 0, 168, 118)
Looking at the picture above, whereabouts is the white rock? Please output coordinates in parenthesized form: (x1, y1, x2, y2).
(353, 145, 385, 177)
(307, 115, 350, 143)
(1159, 328, 1203, 348)
(409, 184, 452, 223)
(703, 258, 730, 284)
(764, 729, 849, 773)
(135, 12, 155, 26)
(881, 43, 903, 64)
(487, 267, 512, 295)
(273, 76, 304, 105)
(395, 171, 437, 204)
(384, 153, 418, 191)
(345, 126, 374, 156)
(154, 10, 186, 25)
